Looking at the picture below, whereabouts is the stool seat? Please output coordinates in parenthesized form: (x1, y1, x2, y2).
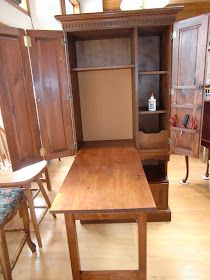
(0, 188, 23, 225)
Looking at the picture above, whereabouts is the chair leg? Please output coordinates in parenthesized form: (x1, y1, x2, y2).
(25, 185, 42, 248)
(19, 196, 36, 253)
(36, 179, 56, 219)
(44, 167, 52, 191)
(0, 229, 12, 280)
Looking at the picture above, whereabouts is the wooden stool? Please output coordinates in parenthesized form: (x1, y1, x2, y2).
(0, 188, 36, 280)
(0, 161, 56, 248)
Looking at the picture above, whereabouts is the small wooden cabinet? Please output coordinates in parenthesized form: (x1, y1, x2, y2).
(55, 7, 182, 222)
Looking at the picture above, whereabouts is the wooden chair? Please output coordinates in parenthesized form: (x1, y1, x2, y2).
(0, 188, 36, 280)
(0, 160, 56, 248)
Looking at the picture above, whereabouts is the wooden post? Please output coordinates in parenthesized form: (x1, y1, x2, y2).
(137, 212, 147, 280)
(65, 214, 81, 280)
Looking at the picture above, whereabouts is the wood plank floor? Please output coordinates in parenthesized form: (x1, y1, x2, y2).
(1, 154, 210, 280)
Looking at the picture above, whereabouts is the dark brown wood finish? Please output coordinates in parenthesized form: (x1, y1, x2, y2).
(54, 7, 181, 222)
(171, 15, 209, 157)
(0, 25, 42, 170)
(27, 30, 75, 160)
(55, 7, 183, 32)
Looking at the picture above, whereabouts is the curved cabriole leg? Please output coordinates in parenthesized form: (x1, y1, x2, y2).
(180, 155, 190, 185)
(203, 149, 210, 180)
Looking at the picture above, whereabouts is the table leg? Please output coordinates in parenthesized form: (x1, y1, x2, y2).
(137, 213, 147, 280)
(65, 214, 81, 280)
(25, 185, 42, 248)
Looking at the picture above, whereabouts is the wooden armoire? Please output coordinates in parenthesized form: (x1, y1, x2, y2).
(0, 7, 182, 222)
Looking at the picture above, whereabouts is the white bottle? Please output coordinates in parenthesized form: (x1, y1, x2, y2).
(148, 93, 156, 111)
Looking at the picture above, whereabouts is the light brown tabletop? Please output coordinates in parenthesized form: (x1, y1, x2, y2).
(51, 144, 156, 214)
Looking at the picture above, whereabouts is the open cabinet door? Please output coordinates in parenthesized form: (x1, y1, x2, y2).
(171, 15, 209, 157)
(0, 25, 42, 170)
(27, 30, 75, 160)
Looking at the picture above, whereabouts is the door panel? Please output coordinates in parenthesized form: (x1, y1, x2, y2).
(171, 15, 208, 157)
(0, 25, 42, 170)
(27, 30, 74, 160)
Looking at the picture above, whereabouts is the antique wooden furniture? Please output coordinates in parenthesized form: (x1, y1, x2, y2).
(0, 160, 55, 248)
(0, 188, 36, 280)
(0, 8, 180, 221)
(52, 7, 182, 222)
(50, 143, 156, 280)
(171, 14, 209, 184)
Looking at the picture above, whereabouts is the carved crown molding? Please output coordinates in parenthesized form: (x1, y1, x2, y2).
(55, 6, 183, 32)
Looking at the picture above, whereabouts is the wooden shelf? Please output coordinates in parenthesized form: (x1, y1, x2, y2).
(139, 148, 169, 160)
(171, 104, 195, 109)
(71, 65, 135, 72)
(171, 127, 197, 133)
(138, 107, 167, 115)
(139, 71, 169, 75)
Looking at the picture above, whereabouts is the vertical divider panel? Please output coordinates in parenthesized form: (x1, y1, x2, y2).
(67, 33, 83, 145)
(131, 27, 139, 145)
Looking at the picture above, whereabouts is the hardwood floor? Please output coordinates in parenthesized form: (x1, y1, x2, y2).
(1, 154, 210, 280)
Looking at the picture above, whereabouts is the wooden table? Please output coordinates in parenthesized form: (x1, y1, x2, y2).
(50, 143, 156, 280)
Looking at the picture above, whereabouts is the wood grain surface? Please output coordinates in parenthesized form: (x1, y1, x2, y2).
(50, 144, 156, 214)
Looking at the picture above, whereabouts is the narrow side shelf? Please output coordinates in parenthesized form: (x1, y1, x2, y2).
(171, 127, 197, 133)
(71, 65, 135, 72)
(139, 107, 167, 115)
(171, 104, 195, 109)
(138, 148, 169, 160)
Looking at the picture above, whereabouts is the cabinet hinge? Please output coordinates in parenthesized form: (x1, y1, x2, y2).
(171, 31, 176, 40)
(72, 143, 78, 151)
(168, 138, 172, 144)
(63, 39, 68, 46)
(40, 147, 46, 157)
(23, 36, 32, 47)
(66, 93, 73, 101)
(170, 88, 175, 96)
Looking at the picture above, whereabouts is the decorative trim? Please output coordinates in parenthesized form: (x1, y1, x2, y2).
(55, 7, 183, 32)
(63, 16, 176, 31)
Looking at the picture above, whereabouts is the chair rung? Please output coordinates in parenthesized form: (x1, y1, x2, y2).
(5, 227, 24, 232)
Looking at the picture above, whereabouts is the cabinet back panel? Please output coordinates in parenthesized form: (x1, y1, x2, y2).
(78, 69, 133, 141)
(76, 38, 131, 67)
(138, 75, 160, 108)
(138, 35, 160, 71)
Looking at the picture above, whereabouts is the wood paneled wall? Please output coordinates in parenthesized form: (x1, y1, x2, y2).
(103, 0, 210, 20)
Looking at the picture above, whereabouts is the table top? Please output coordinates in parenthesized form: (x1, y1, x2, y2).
(50, 144, 156, 214)
(0, 160, 47, 186)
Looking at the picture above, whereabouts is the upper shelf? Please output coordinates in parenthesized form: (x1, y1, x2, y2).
(71, 65, 135, 72)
